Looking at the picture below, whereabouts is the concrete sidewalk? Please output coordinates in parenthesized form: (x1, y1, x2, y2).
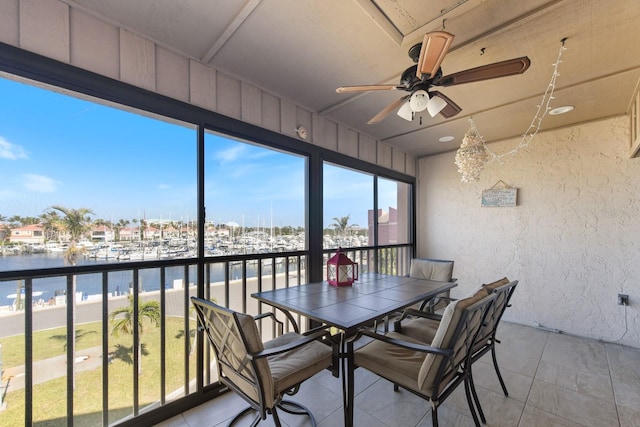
(1, 345, 104, 392)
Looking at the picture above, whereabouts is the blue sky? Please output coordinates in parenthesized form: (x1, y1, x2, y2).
(0, 76, 397, 228)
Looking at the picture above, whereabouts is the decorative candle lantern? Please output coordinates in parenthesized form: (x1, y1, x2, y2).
(327, 247, 358, 286)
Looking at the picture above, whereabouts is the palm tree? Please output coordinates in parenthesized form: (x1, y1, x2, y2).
(0, 215, 8, 255)
(331, 215, 352, 237)
(114, 219, 130, 241)
(109, 295, 161, 375)
(40, 210, 61, 242)
(47, 205, 94, 388)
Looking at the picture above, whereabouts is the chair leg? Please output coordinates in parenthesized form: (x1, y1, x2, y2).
(431, 405, 439, 427)
(491, 346, 509, 396)
(278, 400, 317, 426)
(229, 401, 315, 427)
(228, 406, 261, 427)
(269, 406, 283, 427)
(464, 377, 482, 427)
(468, 366, 486, 424)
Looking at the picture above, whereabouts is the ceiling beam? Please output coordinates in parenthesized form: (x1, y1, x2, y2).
(201, 0, 262, 63)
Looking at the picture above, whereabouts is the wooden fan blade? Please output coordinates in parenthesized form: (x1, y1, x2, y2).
(416, 31, 455, 79)
(336, 84, 403, 93)
(368, 95, 410, 124)
(434, 56, 531, 87)
(431, 91, 462, 118)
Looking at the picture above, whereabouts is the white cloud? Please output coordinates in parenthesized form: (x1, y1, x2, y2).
(216, 145, 245, 162)
(22, 174, 61, 193)
(0, 136, 28, 160)
(157, 183, 171, 190)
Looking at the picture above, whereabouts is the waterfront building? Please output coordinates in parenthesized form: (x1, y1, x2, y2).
(8, 224, 44, 245)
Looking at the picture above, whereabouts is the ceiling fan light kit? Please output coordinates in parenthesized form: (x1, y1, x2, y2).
(409, 90, 429, 112)
(427, 95, 448, 117)
(397, 101, 413, 121)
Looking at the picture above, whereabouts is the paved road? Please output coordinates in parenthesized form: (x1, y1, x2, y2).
(0, 290, 194, 339)
(0, 274, 298, 338)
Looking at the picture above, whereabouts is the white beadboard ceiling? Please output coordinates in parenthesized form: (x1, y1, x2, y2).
(63, 0, 640, 157)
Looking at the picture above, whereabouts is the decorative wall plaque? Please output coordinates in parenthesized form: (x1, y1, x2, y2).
(481, 181, 517, 207)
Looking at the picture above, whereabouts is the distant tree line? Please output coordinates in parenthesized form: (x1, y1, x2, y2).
(0, 211, 312, 243)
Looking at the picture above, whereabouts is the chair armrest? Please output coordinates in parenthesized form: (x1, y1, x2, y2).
(253, 312, 285, 336)
(402, 308, 443, 321)
(395, 307, 443, 325)
(253, 307, 300, 334)
(429, 296, 456, 304)
(418, 294, 456, 312)
(249, 328, 333, 359)
(358, 329, 452, 358)
(393, 307, 444, 332)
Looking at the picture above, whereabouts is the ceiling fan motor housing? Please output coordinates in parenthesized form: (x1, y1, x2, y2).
(408, 42, 423, 63)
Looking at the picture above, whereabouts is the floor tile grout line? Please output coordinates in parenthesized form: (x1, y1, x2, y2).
(516, 329, 549, 427)
(604, 343, 623, 427)
(521, 330, 611, 427)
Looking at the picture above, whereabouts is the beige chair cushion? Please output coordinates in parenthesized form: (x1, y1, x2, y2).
(265, 332, 333, 397)
(473, 279, 514, 353)
(356, 287, 491, 397)
(409, 259, 454, 282)
(418, 287, 489, 393)
(398, 317, 440, 343)
(226, 315, 333, 409)
(220, 312, 273, 407)
(354, 332, 428, 393)
(483, 277, 510, 291)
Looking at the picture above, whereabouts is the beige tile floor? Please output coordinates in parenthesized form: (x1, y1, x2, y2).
(157, 322, 640, 427)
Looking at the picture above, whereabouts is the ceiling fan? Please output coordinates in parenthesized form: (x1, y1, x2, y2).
(336, 31, 531, 124)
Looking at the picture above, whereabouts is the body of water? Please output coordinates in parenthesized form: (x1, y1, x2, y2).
(0, 253, 279, 307)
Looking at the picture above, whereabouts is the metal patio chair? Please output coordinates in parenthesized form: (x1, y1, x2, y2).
(191, 297, 334, 426)
(394, 278, 519, 424)
(349, 288, 497, 427)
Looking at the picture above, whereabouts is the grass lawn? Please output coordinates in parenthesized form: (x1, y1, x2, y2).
(0, 317, 198, 426)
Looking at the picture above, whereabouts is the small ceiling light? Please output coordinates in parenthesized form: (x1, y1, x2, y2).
(409, 90, 429, 112)
(549, 105, 574, 115)
(427, 95, 447, 117)
(439, 136, 455, 142)
(397, 101, 413, 121)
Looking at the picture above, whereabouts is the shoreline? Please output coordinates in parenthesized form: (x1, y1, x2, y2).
(0, 271, 303, 338)
(0, 281, 197, 318)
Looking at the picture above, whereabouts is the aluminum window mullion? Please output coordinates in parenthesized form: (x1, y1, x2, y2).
(132, 270, 140, 416)
(160, 267, 166, 404)
(25, 278, 33, 427)
(66, 274, 74, 426)
(183, 265, 190, 396)
(101, 272, 109, 426)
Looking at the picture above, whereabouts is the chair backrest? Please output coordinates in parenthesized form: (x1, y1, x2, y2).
(409, 258, 454, 282)
(190, 297, 275, 409)
(472, 279, 519, 352)
(417, 288, 496, 395)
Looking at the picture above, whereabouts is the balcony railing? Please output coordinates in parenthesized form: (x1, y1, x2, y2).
(0, 244, 412, 426)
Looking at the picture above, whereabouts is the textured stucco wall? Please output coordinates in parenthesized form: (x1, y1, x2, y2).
(417, 116, 640, 348)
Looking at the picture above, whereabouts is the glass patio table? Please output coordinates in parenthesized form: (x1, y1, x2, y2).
(252, 272, 457, 427)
